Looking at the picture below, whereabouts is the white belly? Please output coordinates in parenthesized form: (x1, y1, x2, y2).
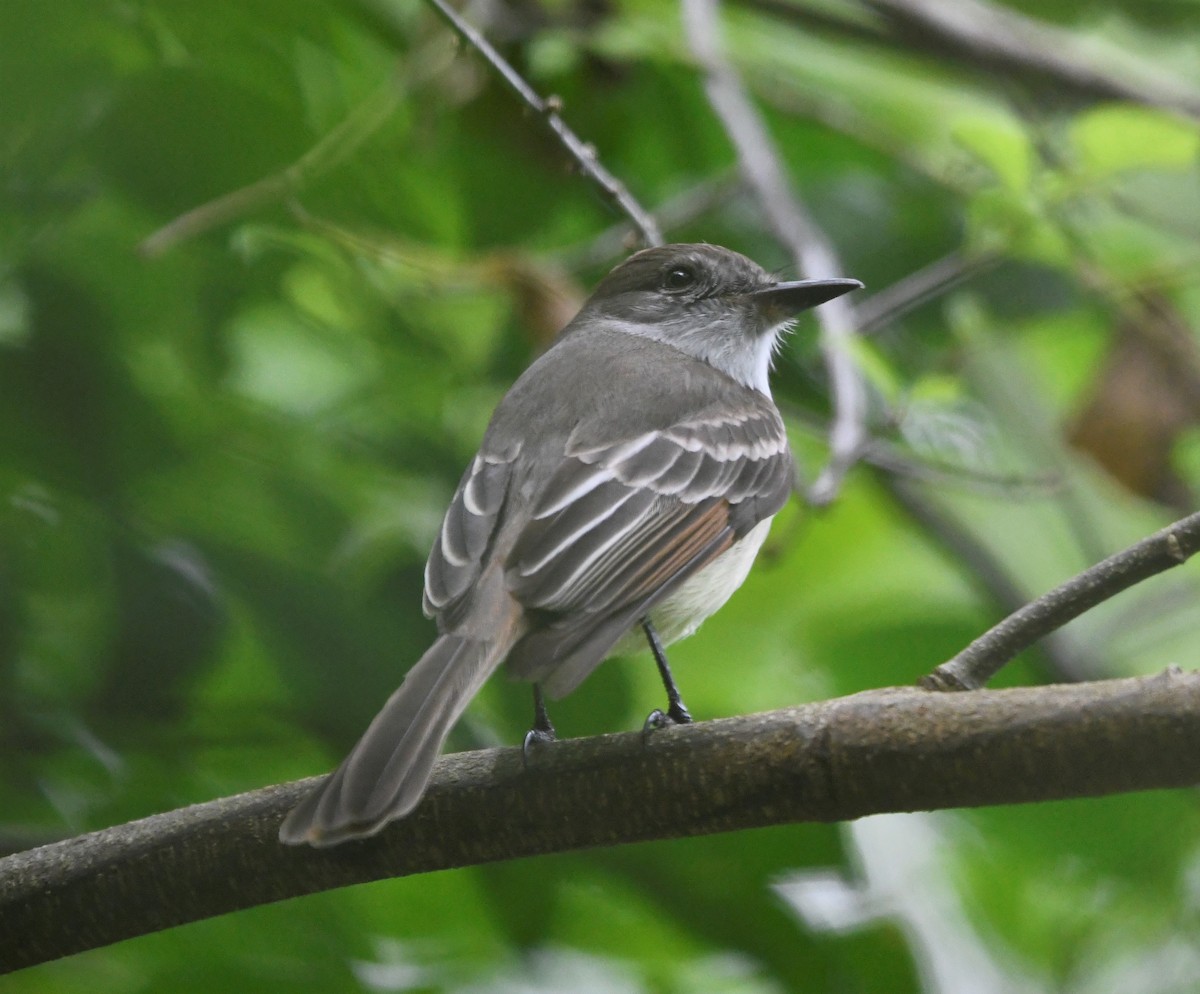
(611, 517, 774, 656)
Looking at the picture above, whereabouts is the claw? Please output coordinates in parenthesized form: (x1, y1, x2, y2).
(641, 701, 692, 739)
(522, 684, 557, 769)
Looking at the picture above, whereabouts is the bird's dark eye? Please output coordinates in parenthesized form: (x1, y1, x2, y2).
(662, 266, 697, 291)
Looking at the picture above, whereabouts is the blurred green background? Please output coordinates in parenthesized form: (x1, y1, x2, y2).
(4, 0, 1200, 990)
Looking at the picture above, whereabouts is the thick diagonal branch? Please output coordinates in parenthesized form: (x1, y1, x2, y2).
(4, 672, 1199, 973)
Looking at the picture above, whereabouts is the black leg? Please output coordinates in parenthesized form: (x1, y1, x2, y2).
(522, 683, 557, 765)
(641, 617, 693, 731)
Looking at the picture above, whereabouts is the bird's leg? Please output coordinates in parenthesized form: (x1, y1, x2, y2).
(641, 617, 693, 731)
(522, 683, 557, 766)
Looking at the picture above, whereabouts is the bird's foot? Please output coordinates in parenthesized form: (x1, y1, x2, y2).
(642, 701, 693, 736)
(521, 725, 557, 769)
(522, 685, 557, 769)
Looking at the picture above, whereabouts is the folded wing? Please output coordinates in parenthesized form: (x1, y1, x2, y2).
(504, 403, 793, 693)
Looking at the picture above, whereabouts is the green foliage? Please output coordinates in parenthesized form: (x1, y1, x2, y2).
(4, 0, 1200, 990)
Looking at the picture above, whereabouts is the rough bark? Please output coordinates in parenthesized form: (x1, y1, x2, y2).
(4, 671, 1198, 973)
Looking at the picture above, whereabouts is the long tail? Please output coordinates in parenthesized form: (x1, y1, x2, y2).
(279, 633, 509, 847)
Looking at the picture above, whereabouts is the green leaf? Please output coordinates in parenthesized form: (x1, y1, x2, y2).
(963, 186, 1072, 266)
(952, 112, 1033, 191)
(1072, 103, 1200, 179)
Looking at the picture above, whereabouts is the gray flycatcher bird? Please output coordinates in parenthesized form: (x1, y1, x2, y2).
(279, 243, 862, 846)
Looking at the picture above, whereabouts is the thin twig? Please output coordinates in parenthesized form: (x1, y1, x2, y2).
(560, 171, 743, 270)
(853, 250, 999, 336)
(139, 68, 406, 257)
(778, 401, 1063, 500)
(924, 510, 1200, 690)
(420, 0, 662, 247)
(681, 0, 868, 505)
(863, 439, 1062, 500)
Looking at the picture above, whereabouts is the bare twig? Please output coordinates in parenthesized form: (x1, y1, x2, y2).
(419, 0, 662, 247)
(924, 510, 1200, 690)
(139, 71, 406, 257)
(681, 0, 868, 505)
(853, 250, 999, 336)
(561, 171, 743, 270)
(779, 401, 1062, 500)
(4, 672, 1199, 972)
(863, 440, 1062, 500)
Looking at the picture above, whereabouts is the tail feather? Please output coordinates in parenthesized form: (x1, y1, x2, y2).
(279, 634, 507, 847)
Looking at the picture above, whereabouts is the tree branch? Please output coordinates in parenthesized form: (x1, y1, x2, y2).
(561, 171, 743, 270)
(4, 672, 1199, 973)
(852, 249, 998, 337)
(859, 0, 1200, 120)
(417, 0, 662, 247)
(139, 70, 406, 257)
(142, 0, 666, 257)
(681, 0, 868, 505)
(924, 510, 1200, 690)
(741, 0, 1200, 120)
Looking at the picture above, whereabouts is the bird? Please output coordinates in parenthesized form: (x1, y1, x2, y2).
(279, 243, 862, 846)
